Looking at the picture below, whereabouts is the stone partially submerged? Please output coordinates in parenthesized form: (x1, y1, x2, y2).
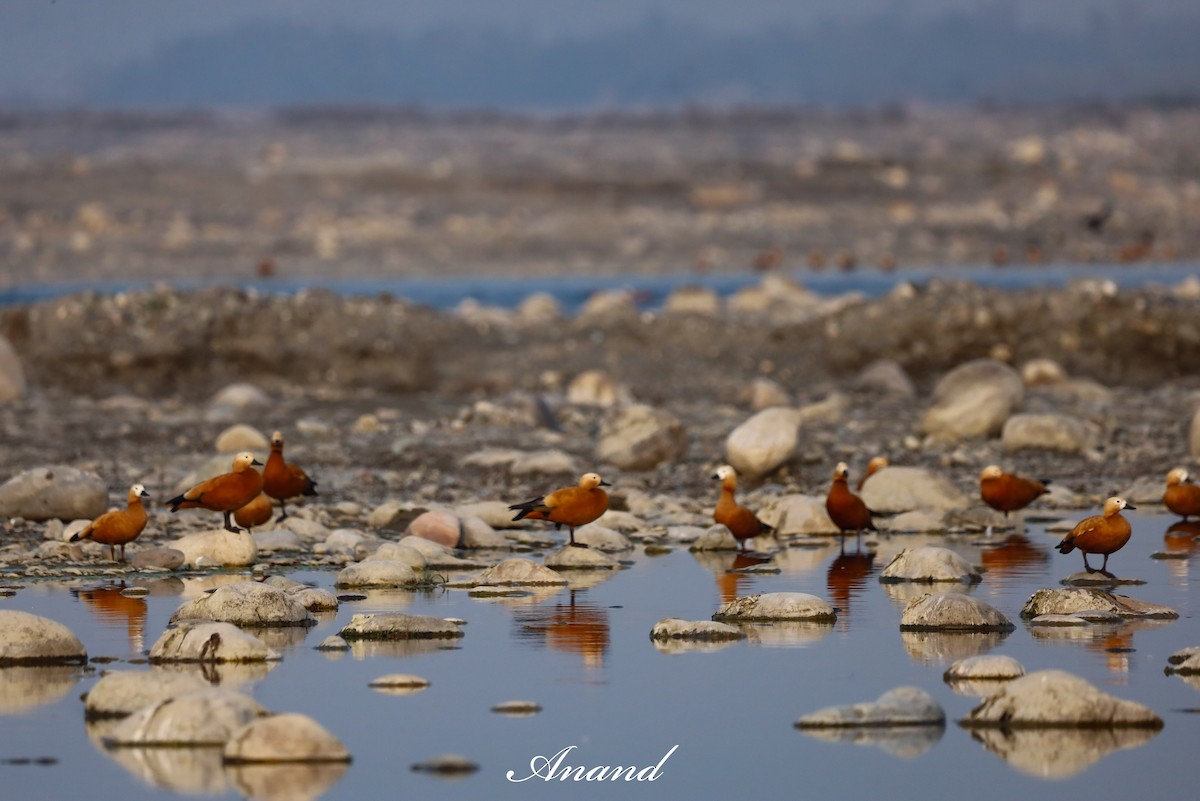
(0, 610, 88, 665)
(149, 621, 281, 664)
(713, 593, 836, 622)
(960, 670, 1162, 728)
(475, 558, 568, 586)
(170, 582, 316, 628)
(223, 713, 351, 763)
(104, 690, 268, 746)
(1020, 588, 1178, 620)
(335, 560, 420, 588)
(649, 618, 746, 642)
(900, 593, 1014, 631)
(84, 670, 212, 719)
(795, 687, 945, 728)
(338, 613, 464, 641)
(880, 546, 982, 583)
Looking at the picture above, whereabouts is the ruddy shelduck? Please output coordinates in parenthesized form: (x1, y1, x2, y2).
(262, 430, 318, 521)
(1164, 468, 1200, 521)
(167, 452, 264, 533)
(70, 483, 150, 562)
(1055, 497, 1135, 578)
(979, 465, 1050, 518)
(826, 462, 874, 539)
(234, 492, 274, 531)
(711, 465, 774, 552)
(509, 472, 611, 548)
(856, 455, 889, 491)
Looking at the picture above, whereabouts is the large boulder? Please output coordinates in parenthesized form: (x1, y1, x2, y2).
(170, 582, 315, 628)
(758, 495, 840, 536)
(880, 547, 981, 583)
(223, 713, 351, 763)
(724, 407, 803, 478)
(475, 558, 567, 586)
(84, 670, 212, 718)
(859, 466, 971, 513)
(0, 610, 88, 665)
(149, 621, 281, 663)
(920, 358, 1023, 440)
(713, 593, 836, 622)
(338, 613, 464, 641)
(1001, 413, 1100, 454)
(960, 670, 1162, 728)
(900, 593, 1014, 631)
(596, 404, 688, 471)
(104, 690, 268, 745)
(1020, 588, 1178, 620)
(0, 466, 107, 521)
(649, 618, 746, 642)
(169, 529, 257, 569)
(795, 687, 945, 728)
(335, 560, 420, 589)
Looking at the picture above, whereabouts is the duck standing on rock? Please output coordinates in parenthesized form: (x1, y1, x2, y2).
(509, 472, 610, 548)
(1164, 468, 1200, 521)
(167, 452, 263, 533)
(263, 430, 318, 522)
(70, 483, 150, 562)
(712, 465, 774, 553)
(826, 462, 875, 547)
(1055, 497, 1135, 578)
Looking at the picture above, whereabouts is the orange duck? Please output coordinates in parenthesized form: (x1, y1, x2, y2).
(234, 492, 274, 531)
(856, 456, 888, 491)
(509, 472, 610, 548)
(167, 452, 264, 533)
(1164, 468, 1200, 521)
(712, 465, 774, 552)
(70, 483, 149, 562)
(979, 465, 1049, 518)
(826, 462, 875, 540)
(1055, 497, 1135, 578)
(263, 430, 318, 521)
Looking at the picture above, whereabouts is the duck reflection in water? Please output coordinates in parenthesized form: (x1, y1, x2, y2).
(714, 552, 775, 604)
(978, 534, 1048, 580)
(512, 590, 610, 670)
(826, 540, 875, 627)
(72, 583, 147, 655)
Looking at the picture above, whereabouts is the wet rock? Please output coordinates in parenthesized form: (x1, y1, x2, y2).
(1001, 413, 1100, 454)
(1020, 588, 1178, 619)
(369, 673, 430, 690)
(745, 377, 791, 410)
(149, 621, 281, 663)
(491, 700, 542, 716)
(1029, 614, 1088, 627)
(0, 466, 107, 521)
(943, 655, 1026, 682)
(252, 530, 305, 553)
(170, 582, 315, 628)
(285, 586, 339, 612)
(859, 466, 970, 513)
(854, 359, 916, 398)
(223, 713, 351, 763)
(758, 494, 839, 536)
(460, 515, 509, 549)
(338, 613, 464, 640)
(214, 424, 269, 453)
(0, 610, 87, 665)
(475, 558, 568, 586)
(366, 542, 427, 569)
(795, 687, 945, 728)
(317, 636, 349, 651)
(0, 335, 26, 402)
(567, 369, 630, 407)
(689, 524, 739, 551)
(335, 560, 420, 588)
(920, 358, 1023, 440)
(960, 670, 1162, 728)
(105, 689, 268, 745)
(724, 407, 802, 478)
(880, 546, 981, 583)
(900, 593, 1014, 631)
(573, 523, 633, 552)
(405, 509, 461, 548)
(1168, 646, 1200, 665)
(596, 403, 688, 471)
(130, 547, 186, 571)
(713, 592, 836, 622)
(169, 529, 257, 569)
(650, 618, 746, 642)
(411, 754, 479, 775)
(544, 546, 618, 570)
(84, 670, 212, 718)
(1165, 649, 1200, 675)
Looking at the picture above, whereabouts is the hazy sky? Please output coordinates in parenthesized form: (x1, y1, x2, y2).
(3, 0, 1195, 102)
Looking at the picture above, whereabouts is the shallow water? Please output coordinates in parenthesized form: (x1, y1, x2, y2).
(2, 261, 1198, 311)
(2, 513, 1198, 801)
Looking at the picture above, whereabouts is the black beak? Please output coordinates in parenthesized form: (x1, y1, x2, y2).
(252, 458, 264, 466)
(600, 480, 612, 487)
(711, 473, 720, 480)
(140, 490, 150, 499)
(1125, 503, 1137, 510)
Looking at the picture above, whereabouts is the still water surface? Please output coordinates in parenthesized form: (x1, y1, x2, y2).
(2, 513, 1198, 801)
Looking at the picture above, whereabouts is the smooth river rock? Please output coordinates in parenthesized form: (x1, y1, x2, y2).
(84, 670, 212, 719)
(859, 466, 971, 513)
(0, 465, 107, 521)
(1020, 588, 1178, 620)
(919, 358, 1024, 441)
(223, 713, 351, 763)
(335, 560, 420, 588)
(338, 613, 464, 640)
(104, 689, 268, 746)
(0, 609, 88, 665)
(724, 407, 803, 478)
(1001, 413, 1100, 454)
(900, 593, 1014, 631)
(713, 592, 836, 622)
(475, 558, 568, 586)
(880, 546, 982, 583)
(596, 403, 688, 471)
(943, 655, 1026, 682)
(795, 687, 945, 728)
(960, 670, 1162, 728)
(170, 582, 316, 628)
(169, 529, 257, 569)
(543, 546, 619, 570)
(650, 618, 747, 642)
(149, 621, 281, 663)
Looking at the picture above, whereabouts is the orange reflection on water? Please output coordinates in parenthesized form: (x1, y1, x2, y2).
(513, 591, 610, 670)
(73, 584, 147, 655)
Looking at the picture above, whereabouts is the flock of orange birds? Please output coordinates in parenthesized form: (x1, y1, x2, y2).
(64, 425, 1200, 580)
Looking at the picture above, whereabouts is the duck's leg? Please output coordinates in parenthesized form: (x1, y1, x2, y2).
(1082, 553, 1095, 573)
(275, 502, 290, 523)
(1099, 554, 1115, 579)
(223, 510, 242, 533)
(568, 527, 589, 548)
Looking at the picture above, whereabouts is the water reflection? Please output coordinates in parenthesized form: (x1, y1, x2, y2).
(978, 535, 1049, 580)
(826, 542, 876, 627)
(966, 727, 1159, 779)
(693, 551, 776, 604)
(512, 590, 610, 670)
(900, 630, 1010, 665)
(1161, 521, 1200, 584)
(72, 583, 148, 655)
(798, 723, 944, 758)
(227, 762, 349, 801)
(102, 745, 230, 795)
(740, 621, 834, 648)
(1027, 619, 1172, 676)
(0, 666, 80, 714)
(153, 660, 279, 689)
(347, 640, 461, 660)
(881, 581, 980, 608)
